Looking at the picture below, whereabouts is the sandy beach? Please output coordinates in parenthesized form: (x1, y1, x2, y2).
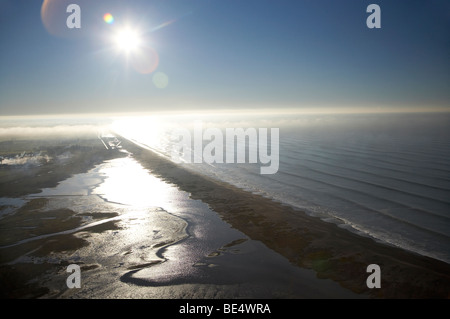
(0, 136, 449, 299)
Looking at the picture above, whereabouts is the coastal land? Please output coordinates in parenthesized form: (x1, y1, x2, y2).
(0, 135, 449, 299)
(121, 138, 450, 299)
(0, 138, 126, 297)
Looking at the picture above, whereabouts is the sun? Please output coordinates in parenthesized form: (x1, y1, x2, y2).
(114, 27, 142, 53)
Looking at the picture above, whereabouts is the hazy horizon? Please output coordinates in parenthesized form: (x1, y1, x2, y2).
(1, 0, 449, 116)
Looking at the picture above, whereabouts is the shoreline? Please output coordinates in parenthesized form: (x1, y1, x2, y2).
(2, 149, 361, 299)
(1, 135, 449, 298)
(121, 138, 450, 298)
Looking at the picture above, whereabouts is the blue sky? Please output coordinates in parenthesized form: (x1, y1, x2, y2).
(0, 0, 449, 116)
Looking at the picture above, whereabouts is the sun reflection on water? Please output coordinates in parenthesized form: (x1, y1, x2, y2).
(93, 156, 173, 208)
(111, 117, 171, 153)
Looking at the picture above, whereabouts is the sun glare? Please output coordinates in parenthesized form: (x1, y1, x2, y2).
(114, 28, 142, 53)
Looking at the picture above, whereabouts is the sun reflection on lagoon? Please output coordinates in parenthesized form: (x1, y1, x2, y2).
(89, 156, 191, 271)
(93, 156, 173, 208)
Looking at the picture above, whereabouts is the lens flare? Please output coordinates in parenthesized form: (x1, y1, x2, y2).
(103, 13, 114, 24)
(41, 0, 82, 37)
(150, 19, 176, 32)
(131, 47, 160, 74)
(153, 72, 169, 89)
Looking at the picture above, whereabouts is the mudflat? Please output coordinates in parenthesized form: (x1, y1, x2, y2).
(123, 138, 450, 298)
(1, 137, 449, 298)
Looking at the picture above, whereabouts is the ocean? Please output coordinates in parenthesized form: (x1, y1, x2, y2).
(113, 111, 450, 264)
